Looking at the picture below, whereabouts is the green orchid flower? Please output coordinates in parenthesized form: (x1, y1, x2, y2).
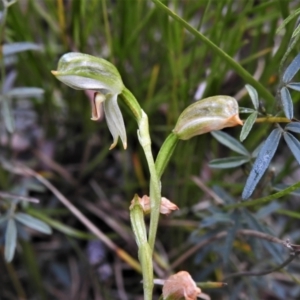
(173, 95, 243, 140)
(52, 52, 127, 149)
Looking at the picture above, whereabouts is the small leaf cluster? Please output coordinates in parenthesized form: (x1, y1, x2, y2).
(0, 1, 49, 263)
(209, 130, 259, 169)
(0, 199, 52, 262)
(210, 54, 300, 200)
(1, 41, 44, 133)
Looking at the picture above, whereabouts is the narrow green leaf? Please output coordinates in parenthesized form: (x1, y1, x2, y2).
(211, 131, 249, 156)
(15, 213, 52, 234)
(3, 42, 43, 56)
(283, 132, 300, 165)
(242, 128, 282, 200)
(226, 181, 300, 210)
(151, 0, 275, 104)
(6, 87, 44, 98)
(285, 122, 300, 134)
(276, 8, 300, 33)
(1, 96, 15, 133)
(239, 107, 256, 114)
(282, 53, 300, 83)
(240, 112, 258, 142)
(292, 23, 300, 38)
(287, 82, 300, 92)
(245, 84, 259, 110)
(209, 156, 250, 169)
(273, 183, 300, 196)
(28, 209, 93, 239)
(277, 209, 300, 219)
(5, 218, 17, 262)
(280, 87, 293, 119)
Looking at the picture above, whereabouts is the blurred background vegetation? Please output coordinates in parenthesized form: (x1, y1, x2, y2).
(1, 0, 300, 299)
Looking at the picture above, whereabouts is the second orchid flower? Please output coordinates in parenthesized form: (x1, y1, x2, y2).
(52, 52, 127, 150)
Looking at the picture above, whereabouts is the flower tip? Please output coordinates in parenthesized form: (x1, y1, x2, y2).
(227, 114, 243, 127)
(109, 142, 117, 150)
(91, 116, 100, 121)
(108, 140, 127, 150)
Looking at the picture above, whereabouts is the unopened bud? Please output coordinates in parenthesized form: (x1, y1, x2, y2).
(129, 195, 179, 215)
(162, 271, 201, 300)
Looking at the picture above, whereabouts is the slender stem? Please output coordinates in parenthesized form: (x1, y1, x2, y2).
(121, 89, 161, 299)
(279, 33, 300, 75)
(134, 113, 161, 300)
(171, 228, 297, 270)
(254, 116, 291, 123)
(137, 111, 162, 251)
(0, 2, 8, 93)
(101, 0, 114, 62)
(225, 181, 300, 210)
(224, 255, 297, 280)
(121, 88, 164, 252)
(120, 87, 143, 121)
(129, 194, 153, 299)
(151, 0, 275, 104)
(155, 133, 179, 179)
(57, 0, 67, 48)
(4, 261, 27, 299)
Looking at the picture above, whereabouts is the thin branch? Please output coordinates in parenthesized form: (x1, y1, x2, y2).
(224, 254, 298, 280)
(0, 191, 39, 203)
(191, 176, 224, 205)
(171, 231, 227, 269)
(1, 161, 141, 273)
(171, 229, 300, 270)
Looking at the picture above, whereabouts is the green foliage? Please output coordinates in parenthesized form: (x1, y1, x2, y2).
(2, 0, 300, 299)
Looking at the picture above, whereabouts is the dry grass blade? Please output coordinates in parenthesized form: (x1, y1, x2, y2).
(2, 161, 141, 273)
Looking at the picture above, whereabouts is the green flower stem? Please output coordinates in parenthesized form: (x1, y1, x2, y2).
(151, 0, 275, 104)
(254, 117, 291, 123)
(130, 196, 153, 300)
(225, 181, 300, 210)
(121, 87, 143, 121)
(121, 88, 162, 251)
(137, 110, 162, 252)
(139, 243, 154, 300)
(121, 88, 162, 299)
(155, 133, 179, 179)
